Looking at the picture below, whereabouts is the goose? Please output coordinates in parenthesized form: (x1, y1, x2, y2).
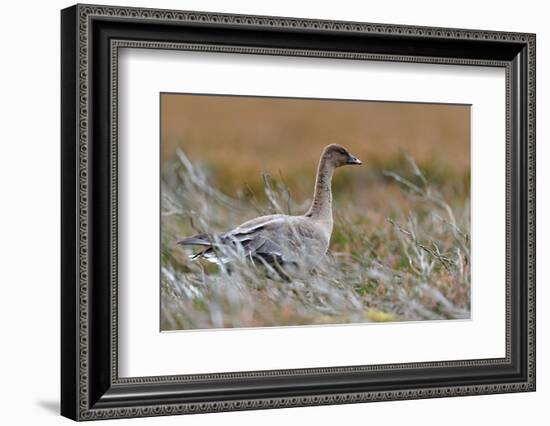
(177, 144, 362, 272)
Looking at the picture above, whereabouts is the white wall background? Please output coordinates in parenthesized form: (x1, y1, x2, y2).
(0, 0, 546, 424)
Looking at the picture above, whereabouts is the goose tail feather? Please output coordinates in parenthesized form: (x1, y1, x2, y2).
(176, 233, 211, 247)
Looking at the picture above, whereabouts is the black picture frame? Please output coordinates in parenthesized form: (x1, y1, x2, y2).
(61, 4, 536, 421)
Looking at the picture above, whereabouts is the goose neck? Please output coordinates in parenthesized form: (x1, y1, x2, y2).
(306, 157, 334, 221)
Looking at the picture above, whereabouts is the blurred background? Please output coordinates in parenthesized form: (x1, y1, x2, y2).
(161, 94, 470, 211)
(160, 93, 471, 330)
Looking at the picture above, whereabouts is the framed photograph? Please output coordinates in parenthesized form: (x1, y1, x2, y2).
(61, 4, 536, 421)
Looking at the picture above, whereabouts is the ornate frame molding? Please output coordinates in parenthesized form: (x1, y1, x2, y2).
(61, 4, 535, 421)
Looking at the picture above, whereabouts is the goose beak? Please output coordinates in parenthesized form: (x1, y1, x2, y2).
(347, 155, 362, 165)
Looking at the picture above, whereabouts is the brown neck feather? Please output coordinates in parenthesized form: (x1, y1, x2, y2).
(305, 155, 334, 221)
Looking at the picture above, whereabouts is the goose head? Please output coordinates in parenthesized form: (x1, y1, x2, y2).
(323, 144, 362, 167)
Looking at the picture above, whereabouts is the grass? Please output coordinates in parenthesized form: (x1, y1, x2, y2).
(160, 150, 470, 330)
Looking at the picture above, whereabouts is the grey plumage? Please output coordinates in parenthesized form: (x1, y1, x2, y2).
(177, 144, 362, 271)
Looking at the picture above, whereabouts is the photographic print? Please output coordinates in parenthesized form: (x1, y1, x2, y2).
(160, 94, 471, 331)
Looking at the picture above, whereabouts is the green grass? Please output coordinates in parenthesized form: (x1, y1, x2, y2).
(160, 150, 470, 330)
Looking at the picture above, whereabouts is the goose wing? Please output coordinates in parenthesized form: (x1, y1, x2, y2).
(177, 215, 288, 263)
(178, 214, 329, 267)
